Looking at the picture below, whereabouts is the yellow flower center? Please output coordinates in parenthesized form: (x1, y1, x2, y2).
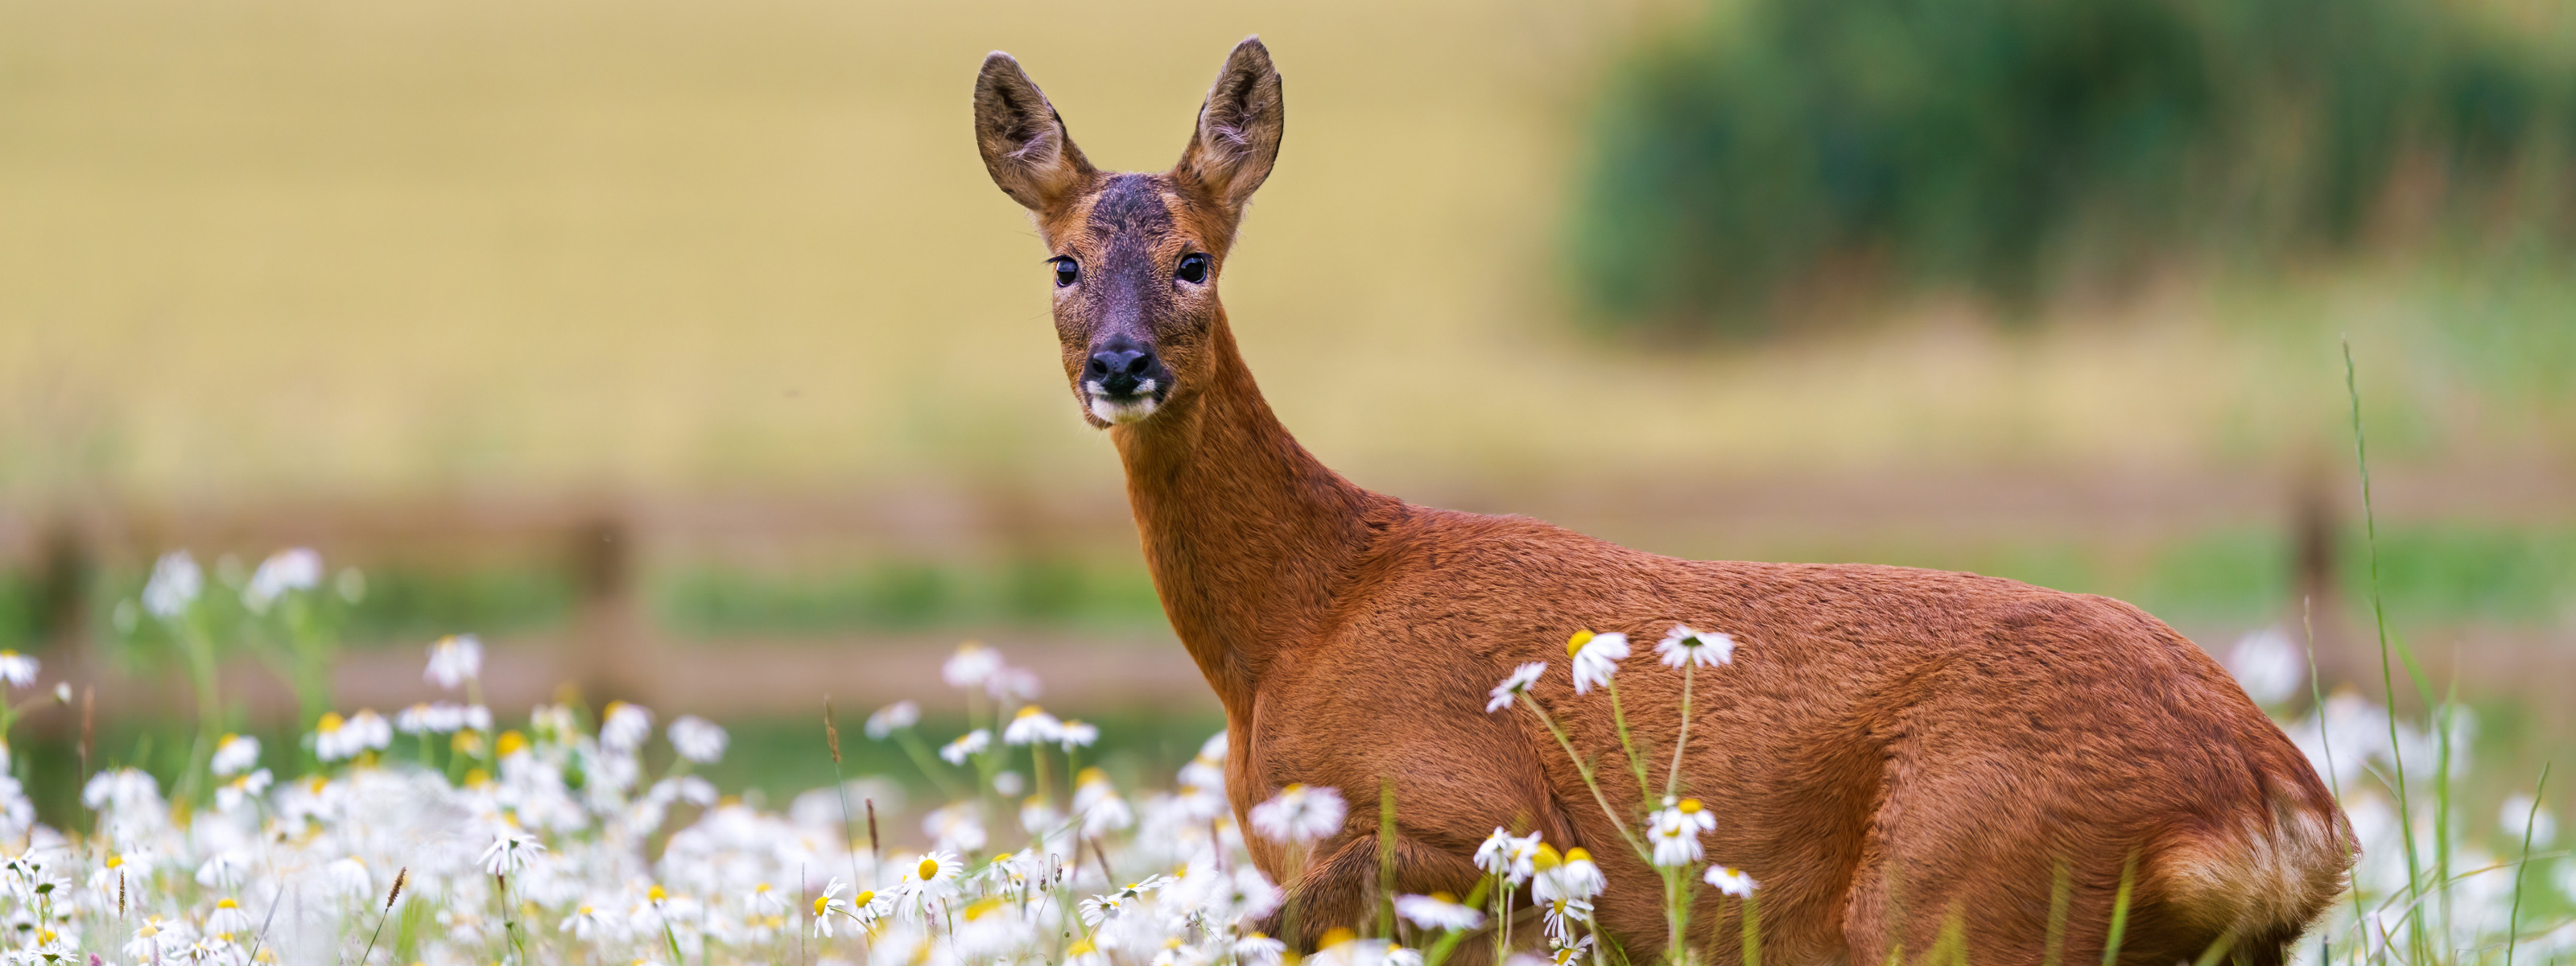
(1678, 798, 1703, 814)
(813, 896, 830, 916)
(495, 731, 528, 758)
(852, 890, 874, 906)
(217, 898, 239, 909)
(1532, 844, 1563, 870)
(1014, 705, 1043, 719)
(317, 712, 345, 733)
(1318, 927, 1356, 948)
(105, 854, 123, 869)
(647, 885, 667, 902)
(1565, 847, 1591, 863)
(1565, 630, 1595, 656)
(918, 857, 940, 880)
(1430, 891, 1457, 902)
(965, 898, 1004, 921)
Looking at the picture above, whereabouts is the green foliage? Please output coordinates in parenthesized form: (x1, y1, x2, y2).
(651, 557, 1166, 638)
(1574, 0, 2576, 336)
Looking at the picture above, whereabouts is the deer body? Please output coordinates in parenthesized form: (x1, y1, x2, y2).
(972, 39, 2351, 965)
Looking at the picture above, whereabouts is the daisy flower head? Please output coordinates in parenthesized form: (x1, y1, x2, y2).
(124, 919, 172, 961)
(424, 634, 482, 690)
(901, 850, 964, 903)
(1248, 783, 1347, 844)
(1058, 718, 1100, 749)
(1656, 625, 1736, 669)
(600, 701, 654, 753)
(942, 642, 1002, 689)
(1549, 934, 1597, 966)
(143, 551, 201, 619)
(206, 897, 251, 936)
(864, 700, 920, 739)
(1703, 865, 1759, 898)
(1001, 705, 1064, 746)
(214, 768, 271, 811)
(1388, 946, 1426, 966)
(1487, 662, 1547, 713)
(242, 547, 322, 613)
(1393, 893, 1485, 931)
(1566, 630, 1629, 695)
(1556, 848, 1606, 900)
(1232, 933, 1288, 966)
(210, 734, 260, 777)
(1542, 898, 1594, 944)
(810, 878, 850, 937)
(1076, 893, 1127, 927)
(562, 902, 617, 941)
(195, 852, 247, 890)
(1473, 829, 1544, 885)
(0, 651, 35, 688)
(324, 857, 371, 900)
(479, 831, 545, 876)
(939, 729, 992, 766)
(1646, 797, 1715, 867)
(668, 715, 729, 763)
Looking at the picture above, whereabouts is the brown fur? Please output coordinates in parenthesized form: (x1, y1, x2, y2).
(969, 38, 2354, 965)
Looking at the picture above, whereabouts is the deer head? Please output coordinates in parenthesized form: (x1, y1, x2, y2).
(972, 38, 1284, 427)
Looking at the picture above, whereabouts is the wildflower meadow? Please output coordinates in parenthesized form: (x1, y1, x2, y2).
(0, 367, 2565, 966)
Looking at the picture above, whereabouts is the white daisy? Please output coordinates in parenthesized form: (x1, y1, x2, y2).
(1567, 630, 1629, 695)
(209, 734, 260, 777)
(242, 547, 322, 613)
(1646, 797, 1715, 867)
(942, 642, 1002, 689)
(0, 651, 35, 688)
(142, 551, 201, 618)
(601, 701, 654, 752)
(1474, 828, 1544, 886)
(668, 715, 729, 763)
(939, 729, 992, 765)
(1703, 865, 1759, 898)
(423, 634, 482, 689)
(1488, 662, 1548, 713)
(1656, 624, 1736, 669)
(479, 831, 545, 876)
(1393, 893, 1485, 931)
(864, 700, 920, 739)
(1248, 783, 1346, 844)
(1001, 705, 1064, 745)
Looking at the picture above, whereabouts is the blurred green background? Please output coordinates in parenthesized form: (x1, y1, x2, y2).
(1, 0, 2570, 828)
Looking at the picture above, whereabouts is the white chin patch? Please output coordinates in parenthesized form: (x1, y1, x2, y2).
(1085, 380, 1162, 424)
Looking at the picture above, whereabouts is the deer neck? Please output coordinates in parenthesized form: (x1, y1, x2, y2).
(1109, 316, 1383, 710)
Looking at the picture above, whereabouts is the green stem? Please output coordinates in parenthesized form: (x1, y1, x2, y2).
(1602, 681, 1652, 799)
(2504, 766, 2549, 966)
(2344, 339, 2425, 960)
(1517, 693, 1646, 860)
(1662, 663, 1695, 801)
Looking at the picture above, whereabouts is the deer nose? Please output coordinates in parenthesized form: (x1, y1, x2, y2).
(1087, 346, 1158, 395)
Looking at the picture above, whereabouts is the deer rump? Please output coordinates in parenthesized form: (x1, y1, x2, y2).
(963, 37, 2354, 966)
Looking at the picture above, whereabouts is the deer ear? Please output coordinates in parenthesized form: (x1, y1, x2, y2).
(974, 52, 1095, 215)
(1178, 37, 1284, 213)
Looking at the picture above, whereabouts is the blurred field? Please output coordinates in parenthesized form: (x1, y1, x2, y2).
(5, 0, 2571, 506)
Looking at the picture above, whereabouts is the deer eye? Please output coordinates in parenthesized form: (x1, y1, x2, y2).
(1050, 257, 1080, 287)
(1175, 253, 1210, 284)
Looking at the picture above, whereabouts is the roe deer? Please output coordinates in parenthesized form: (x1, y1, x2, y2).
(970, 38, 2352, 965)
